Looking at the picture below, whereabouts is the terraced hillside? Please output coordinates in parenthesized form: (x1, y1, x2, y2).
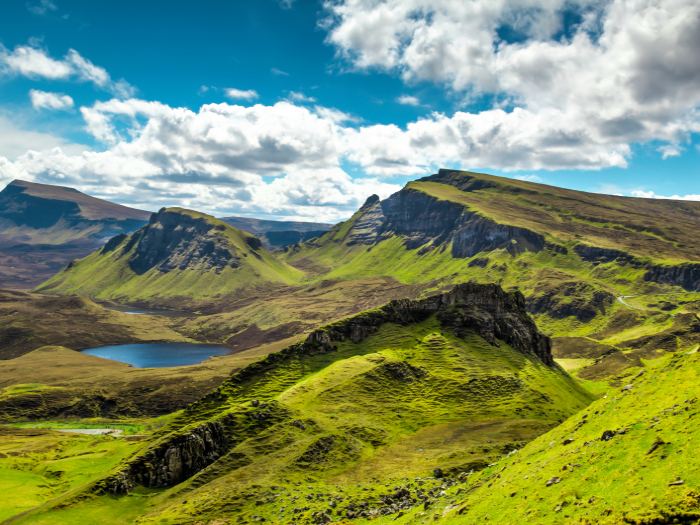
(0, 179, 149, 289)
(6, 283, 595, 525)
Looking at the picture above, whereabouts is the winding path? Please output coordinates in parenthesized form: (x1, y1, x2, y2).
(616, 292, 700, 311)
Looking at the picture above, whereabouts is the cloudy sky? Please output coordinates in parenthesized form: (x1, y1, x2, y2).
(0, 0, 699, 222)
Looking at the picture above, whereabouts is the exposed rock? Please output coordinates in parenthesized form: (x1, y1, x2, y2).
(128, 209, 242, 274)
(546, 477, 562, 487)
(644, 263, 700, 292)
(102, 420, 228, 494)
(281, 282, 554, 366)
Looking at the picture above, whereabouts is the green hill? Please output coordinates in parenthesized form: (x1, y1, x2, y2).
(5, 283, 595, 524)
(36, 207, 304, 310)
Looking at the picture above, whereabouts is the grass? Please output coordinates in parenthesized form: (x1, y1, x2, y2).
(0, 426, 148, 522)
(7, 310, 596, 524)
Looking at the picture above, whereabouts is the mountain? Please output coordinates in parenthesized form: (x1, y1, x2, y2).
(0, 179, 150, 289)
(35, 170, 700, 382)
(8, 283, 595, 524)
(220, 217, 333, 250)
(36, 207, 304, 311)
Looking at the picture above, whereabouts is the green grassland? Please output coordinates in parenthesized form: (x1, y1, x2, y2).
(0, 426, 149, 522)
(7, 312, 595, 524)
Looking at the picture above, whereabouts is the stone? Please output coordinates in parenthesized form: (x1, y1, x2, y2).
(433, 468, 444, 479)
(600, 430, 615, 442)
(546, 477, 562, 487)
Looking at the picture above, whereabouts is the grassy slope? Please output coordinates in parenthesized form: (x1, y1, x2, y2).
(0, 427, 148, 523)
(37, 208, 304, 307)
(11, 316, 594, 524)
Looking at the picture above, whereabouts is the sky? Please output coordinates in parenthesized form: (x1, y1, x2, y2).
(0, 0, 698, 222)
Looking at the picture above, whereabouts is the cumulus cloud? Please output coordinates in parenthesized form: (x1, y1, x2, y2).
(0, 98, 401, 221)
(396, 95, 420, 106)
(322, 0, 700, 170)
(224, 88, 259, 101)
(0, 44, 135, 97)
(29, 89, 74, 111)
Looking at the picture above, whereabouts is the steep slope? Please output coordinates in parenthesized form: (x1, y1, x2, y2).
(36, 207, 304, 310)
(220, 217, 333, 250)
(10, 283, 594, 525)
(0, 180, 150, 289)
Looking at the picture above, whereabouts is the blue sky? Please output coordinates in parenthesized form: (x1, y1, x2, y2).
(0, 0, 698, 221)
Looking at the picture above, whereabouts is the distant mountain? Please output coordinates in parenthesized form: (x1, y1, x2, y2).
(0, 180, 150, 289)
(38, 169, 700, 382)
(37, 207, 304, 310)
(220, 216, 333, 250)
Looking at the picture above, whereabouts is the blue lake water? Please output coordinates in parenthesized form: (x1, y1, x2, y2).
(81, 343, 230, 368)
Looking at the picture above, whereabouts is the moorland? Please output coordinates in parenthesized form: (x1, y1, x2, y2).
(2, 169, 700, 525)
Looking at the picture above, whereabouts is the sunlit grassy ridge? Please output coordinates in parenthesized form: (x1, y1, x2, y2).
(9, 303, 595, 524)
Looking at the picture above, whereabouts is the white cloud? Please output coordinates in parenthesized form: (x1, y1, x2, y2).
(288, 91, 317, 103)
(631, 190, 700, 201)
(271, 67, 289, 76)
(29, 89, 74, 111)
(0, 44, 135, 97)
(1, 45, 72, 79)
(322, 0, 700, 170)
(224, 88, 259, 101)
(0, 116, 89, 166)
(657, 144, 683, 159)
(514, 174, 544, 182)
(396, 95, 420, 106)
(0, 98, 401, 221)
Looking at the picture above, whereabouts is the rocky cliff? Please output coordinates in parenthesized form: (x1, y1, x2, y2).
(285, 281, 553, 366)
(334, 187, 545, 257)
(127, 208, 245, 274)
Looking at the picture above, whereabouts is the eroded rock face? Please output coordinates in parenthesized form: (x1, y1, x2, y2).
(128, 209, 241, 274)
(644, 264, 700, 292)
(342, 186, 544, 257)
(285, 282, 554, 366)
(105, 420, 228, 493)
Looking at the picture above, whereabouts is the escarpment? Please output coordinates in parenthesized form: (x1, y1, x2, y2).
(574, 243, 700, 292)
(290, 282, 553, 366)
(340, 186, 545, 256)
(127, 208, 243, 274)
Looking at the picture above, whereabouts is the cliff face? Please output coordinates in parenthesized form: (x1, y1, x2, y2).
(128, 209, 243, 274)
(292, 281, 553, 366)
(340, 188, 544, 257)
(575, 244, 700, 292)
(105, 420, 229, 493)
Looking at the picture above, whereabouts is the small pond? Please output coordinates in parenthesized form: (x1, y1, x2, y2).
(81, 343, 229, 368)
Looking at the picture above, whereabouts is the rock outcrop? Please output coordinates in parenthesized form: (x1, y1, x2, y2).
(281, 281, 553, 366)
(103, 420, 229, 493)
(644, 263, 700, 292)
(126, 208, 243, 274)
(339, 187, 545, 257)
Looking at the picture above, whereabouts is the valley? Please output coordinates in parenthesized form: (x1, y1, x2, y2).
(2, 170, 700, 524)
